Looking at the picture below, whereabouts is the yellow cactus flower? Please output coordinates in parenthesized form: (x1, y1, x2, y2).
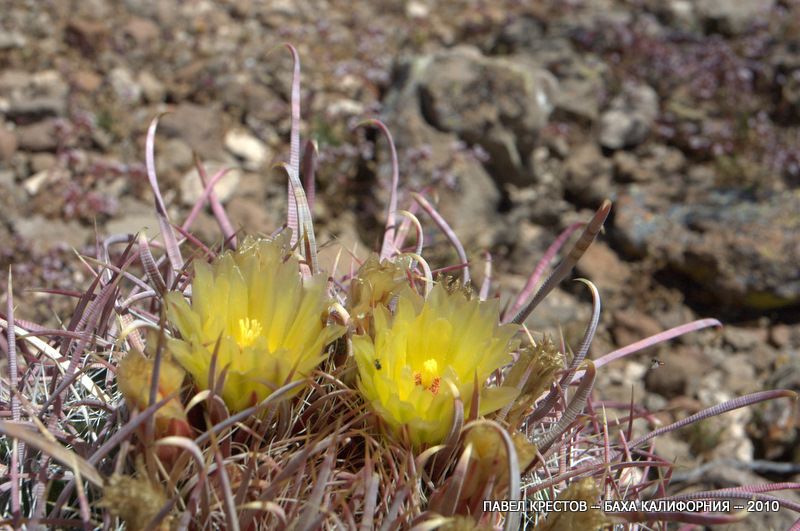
(165, 234, 343, 412)
(353, 282, 520, 447)
(348, 255, 414, 334)
(464, 424, 537, 493)
(117, 348, 190, 439)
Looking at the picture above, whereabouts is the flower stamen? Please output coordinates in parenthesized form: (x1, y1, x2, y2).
(414, 358, 441, 394)
(236, 317, 263, 348)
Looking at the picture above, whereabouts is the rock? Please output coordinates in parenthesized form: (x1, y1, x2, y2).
(781, 70, 800, 119)
(769, 324, 794, 348)
(599, 82, 659, 149)
(155, 138, 194, 178)
(224, 174, 285, 237)
(137, 71, 166, 103)
(65, 18, 109, 55)
(652, 434, 693, 464)
(71, 70, 103, 93)
(224, 128, 269, 170)
(661, 0, 700, 31)
(695, 0, 774, 36)
(4, 70, 68, 120)
(235, 82, 286, 135)
(180, 161, 241, 206)
(109, 68, 141, 104)
(0, 30, 26, 50)
(7, 97, 67, 120)
(326, 98, 365, 119)
(576, 241, 632, 295)
(490, 15, 547, 55)
(405, 1, 430, 18)
(23, 169, 62, 195)
(406, 45, 558, 186)
(0, 126, 18, 161)
(13, 215, 90, 253)
(563, 143, 612, 205)
(614, 145, 686, 183)
(160, 103, 225, 159)
(519, 286, 591, 334)
(30, 153, 56, 173)
(382, 51, 507, 248)
(15, 119, 60, 151)
(553, 76, 602, 124)
(613, 309, 663, 352)
(723, 326, 768, 351)
(104, 198, 161, 238)
(615, 188, 800, 311)
(721, 352, 760, 394)
(316, 209, 366, 274)
(122, 16, 160, 46)
(753, 349, 800, 461)
(0, 170, 23, 222)
(645, 346, 705, 398)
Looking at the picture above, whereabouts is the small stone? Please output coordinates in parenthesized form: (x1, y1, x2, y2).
(15, 120, 60, 152)
(224, 174, 284, 237)
(563, 143, 612, 204)
(123, 16, 160, 45)
(668, 1, 698, 29)
(0, 70, 29, 92)
(137, 71, 166, 103)
(160, 103, 225, 159)
(13, 215, 90, 253)
(7, 97, 67, 119)
(71, 70, 103, 93)
(65, 18, 109, 55)
(109, 68, 141, 104)
(613, 309, 663, 352)
(224, 129, 268, 170)
(326, 98, 365, 118)
(554, 77, 601, 123)
(23, 168, 63, 195)
(769, 324, 793, 348)
(599, 83, 659, 149)
(406, 1, 430, 18)
(180, 162, 242, 206)
(645, 346, 705, 398)
(0, 126, 18, 161)
(0, 30, 26, 50)
(653, 434, 693, 464)
(30, 153, 56, 173)
(722, 353, 758, 394)
(723, 326, 767, 351)
(0, 169, 23, 223)
(613, 151, 656, 182)
(155, 138, 194, 177)
(105, 198, 161, 238)
(576, 241, 632, 293)
(408, 45, 557, 186)
(695, 0, 774, 36)
(5, 70, 68, 119)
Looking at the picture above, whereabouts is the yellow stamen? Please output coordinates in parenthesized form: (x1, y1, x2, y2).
(236, 317, 263, 348)
(422, 359, 438, 386)
(414, 358, 441, 393)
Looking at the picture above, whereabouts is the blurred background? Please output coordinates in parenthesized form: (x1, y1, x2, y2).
(0, 0, 798, 526)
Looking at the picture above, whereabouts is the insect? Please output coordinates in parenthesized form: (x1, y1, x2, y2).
(373, 359, 382, 370)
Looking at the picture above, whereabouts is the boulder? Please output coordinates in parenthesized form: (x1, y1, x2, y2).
(397, 45, 558, 186)
(599, 82, 659, 150)
(615, 188, 800, 311)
